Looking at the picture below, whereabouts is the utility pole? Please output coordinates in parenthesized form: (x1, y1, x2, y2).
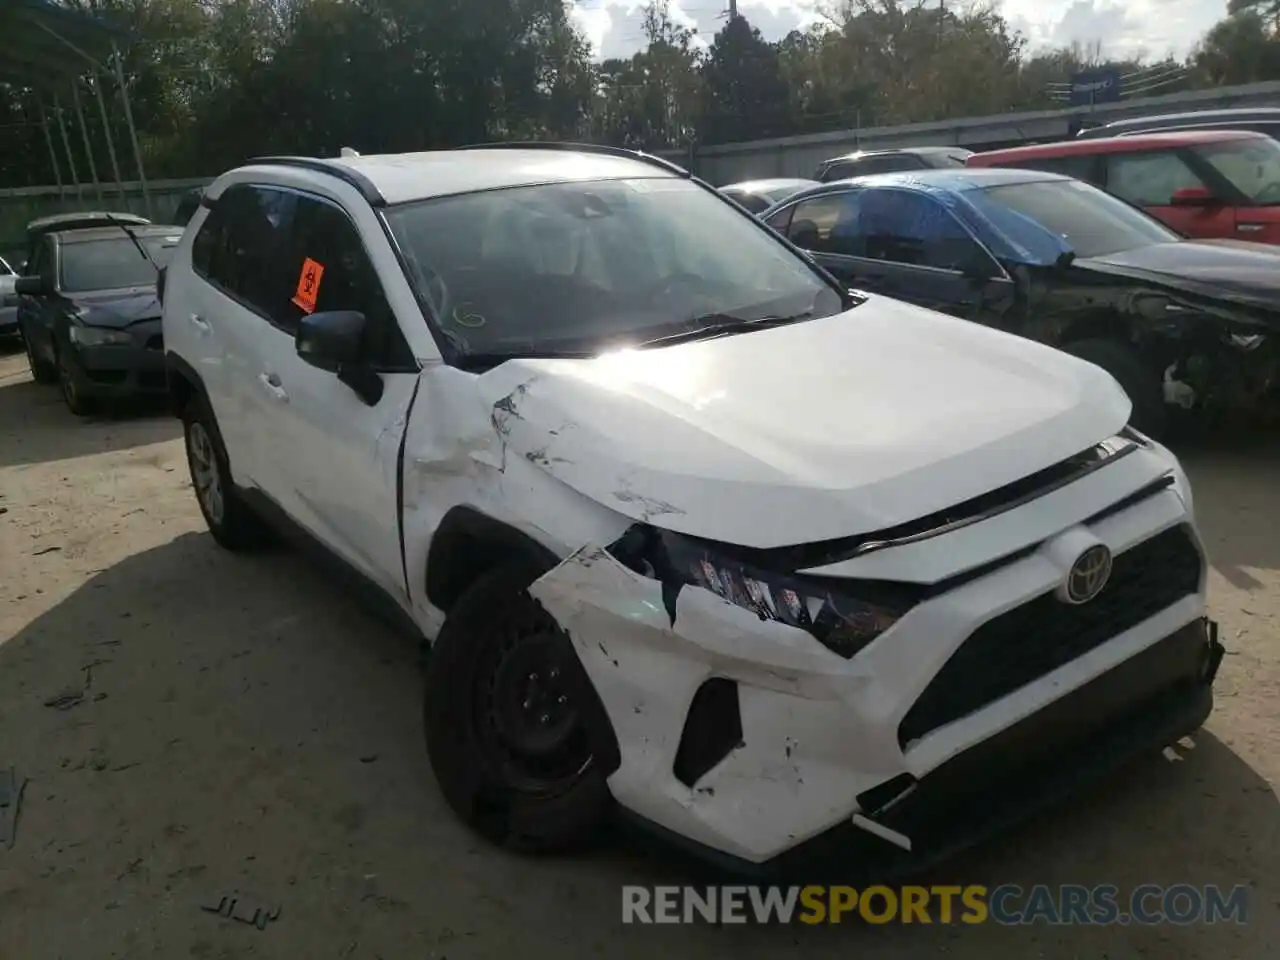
(728, 0, 737, 19)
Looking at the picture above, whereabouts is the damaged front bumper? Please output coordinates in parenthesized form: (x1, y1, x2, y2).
(529, 513, 1222, 879)
(629, 617, 1222, 883)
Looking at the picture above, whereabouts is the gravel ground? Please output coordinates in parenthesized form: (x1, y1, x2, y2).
(0, 345, 1276, 959)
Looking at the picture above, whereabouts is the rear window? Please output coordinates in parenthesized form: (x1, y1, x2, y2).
(59, 235, 180, 293)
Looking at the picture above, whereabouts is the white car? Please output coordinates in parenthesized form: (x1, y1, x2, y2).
(160, 144, 1224, 877)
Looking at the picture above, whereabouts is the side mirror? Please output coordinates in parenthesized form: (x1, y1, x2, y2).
(1170, 187, 1217, 207)
(296, 310, 366, 372)
(14, 274, 52, 297)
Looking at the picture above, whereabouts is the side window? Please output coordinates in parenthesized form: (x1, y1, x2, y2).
(1009, 155, 1098, 183)
(278, 195, 407, 368)
(859, 189, 994, 273)
(193, 184, 296, 320)
(821, 161, 858, 182)
(27, 237, 50, 279)
(785, 193, 864, 256)
(1104, 151, 1205, 206)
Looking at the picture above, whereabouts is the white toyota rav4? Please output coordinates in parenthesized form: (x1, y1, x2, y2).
(161, 143, 1223, 878)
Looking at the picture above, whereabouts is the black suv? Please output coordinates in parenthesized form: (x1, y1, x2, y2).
(814, 146, 973, 182)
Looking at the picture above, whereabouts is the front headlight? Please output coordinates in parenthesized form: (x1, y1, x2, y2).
(607, 525, 915, 659)
(69, 325, 133, 347)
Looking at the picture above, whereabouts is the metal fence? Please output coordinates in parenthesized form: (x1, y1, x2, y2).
(0, 176, 211, 266)
(664, 80, 1280, 185)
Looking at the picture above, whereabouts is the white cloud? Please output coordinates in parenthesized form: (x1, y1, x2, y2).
(570, 0, 1229, 61)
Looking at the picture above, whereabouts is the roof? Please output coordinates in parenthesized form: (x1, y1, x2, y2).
(0, 0, 130, 88)
(719, 178, 817, 194)
(788, 167, 1066, 202)
(233, 146, 683, 206)
(823, 146, 974, 163)
(1095, 107, 1280, 130)
(971, 129, 1268, 163)
(53, 224, 184, 244)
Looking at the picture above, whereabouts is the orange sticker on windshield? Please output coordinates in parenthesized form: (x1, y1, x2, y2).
(291, 258, 324, 313)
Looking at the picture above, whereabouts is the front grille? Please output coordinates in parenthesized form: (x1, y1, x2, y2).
(145, 334, 163, 351)
(898, 524, 1202, 747)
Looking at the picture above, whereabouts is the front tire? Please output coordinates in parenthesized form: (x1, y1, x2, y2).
(1063, 338, 1168, 439)
(182, 395, 269, 551)
(424, 561, 612, 854)
(55, 347, 94, 416)
(24, 333, 56, 384)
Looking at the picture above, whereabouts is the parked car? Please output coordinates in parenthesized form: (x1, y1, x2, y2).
(16, 223, 181, 414)
(967, 130, 1280, 245)
(761, 168, 1280, 437)
(1076, 107, 1280, 142)
(159, 143, 1222, 880)
(18, 211, 151, 275)
(815, 146, 972, 182)
(719, 178, 817, 214)
(0, 255, 17, 338)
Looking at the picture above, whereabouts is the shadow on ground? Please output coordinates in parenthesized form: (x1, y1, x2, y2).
(0, 532, 1274, 958)
(0, 362, 179, 469)
(1170, 428, 1280, 591)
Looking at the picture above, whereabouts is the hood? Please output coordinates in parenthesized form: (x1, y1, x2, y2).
(477, 296, 1131, 549)
(1078, 240, 1280, 321)
(70, 287, 161, 328)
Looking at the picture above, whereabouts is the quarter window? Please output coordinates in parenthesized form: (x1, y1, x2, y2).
(1006, 155, 1099, 183)
(786, 193, 866, 257)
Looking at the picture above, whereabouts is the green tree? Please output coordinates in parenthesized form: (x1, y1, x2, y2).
(701, 15, 791, 143)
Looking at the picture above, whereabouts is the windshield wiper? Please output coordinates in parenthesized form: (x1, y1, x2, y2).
(103, 212, 158, 273)
(633, 312, 814, 349)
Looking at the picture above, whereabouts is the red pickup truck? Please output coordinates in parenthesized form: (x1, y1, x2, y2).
(967, 130, 1280, 245)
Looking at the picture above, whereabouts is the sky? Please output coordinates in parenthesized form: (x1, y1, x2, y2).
(569, 0, 1232, 62)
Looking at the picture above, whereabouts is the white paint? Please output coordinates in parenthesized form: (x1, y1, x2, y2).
(166, 150, 1210, 867)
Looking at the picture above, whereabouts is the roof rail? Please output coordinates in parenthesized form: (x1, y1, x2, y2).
(452, 140, 690, 177)
(243, 155, 385, 205)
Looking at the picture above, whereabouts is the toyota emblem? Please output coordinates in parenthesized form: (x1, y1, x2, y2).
(1063, 544, 1113, 605)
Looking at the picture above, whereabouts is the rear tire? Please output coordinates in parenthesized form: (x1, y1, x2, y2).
(182, 394, 270, 551)
(424, 561, 612, 854)
(1063, 338, 1167, 439)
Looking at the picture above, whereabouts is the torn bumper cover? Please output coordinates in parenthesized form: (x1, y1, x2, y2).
(529, 540, 1224, 882)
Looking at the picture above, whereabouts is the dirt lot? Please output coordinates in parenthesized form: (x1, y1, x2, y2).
(0, 345, 1276, 959)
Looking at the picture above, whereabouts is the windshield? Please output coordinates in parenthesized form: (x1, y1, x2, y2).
(59, 235, 179, 293)
(979, 179, 1181, 258)
(384, 177, 845, 360)
(1192, 137, 1280, 205)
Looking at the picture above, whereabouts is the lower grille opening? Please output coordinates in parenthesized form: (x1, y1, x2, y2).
(898, 524, 1203, 748)
(673, 678, 743, 788)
